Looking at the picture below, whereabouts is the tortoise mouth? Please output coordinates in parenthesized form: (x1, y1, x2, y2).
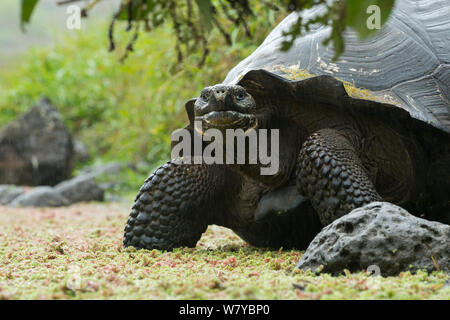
(195, 111, 257, 133)
(203, 111, 248, 126)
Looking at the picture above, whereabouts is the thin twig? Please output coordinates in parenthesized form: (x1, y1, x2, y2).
(424, 243, 440, 271)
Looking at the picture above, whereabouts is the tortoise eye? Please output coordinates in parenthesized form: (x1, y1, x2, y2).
(236, 92, 246, 100)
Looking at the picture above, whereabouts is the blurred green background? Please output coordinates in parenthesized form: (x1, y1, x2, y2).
(0, 0, 285, 192)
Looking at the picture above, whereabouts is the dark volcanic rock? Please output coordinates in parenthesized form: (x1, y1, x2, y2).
(54, 175, 104, 204)
(0, 185, 25, 205)
(0, 97, 73, 186)
(9, 186, 70, 208)
(296, 202, 450, 276)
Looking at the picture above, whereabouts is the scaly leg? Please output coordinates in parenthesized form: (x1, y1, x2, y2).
(297, 129, 382, 225)
(123, 161, 230, 250)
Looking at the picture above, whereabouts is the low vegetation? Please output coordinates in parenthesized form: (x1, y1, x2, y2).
(0, 203, 448, 299)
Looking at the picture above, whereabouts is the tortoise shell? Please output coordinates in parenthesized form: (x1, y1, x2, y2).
(223, 0, 450, 133)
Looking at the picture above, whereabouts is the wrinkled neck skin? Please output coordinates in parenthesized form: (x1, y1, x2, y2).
(226, 116, 305, 190)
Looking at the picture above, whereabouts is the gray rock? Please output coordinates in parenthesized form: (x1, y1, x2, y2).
(0, 97, 73, 186)
(9, 186, 70, 207)
(79, 162, 125, 180)
(78, 162, 129, 192)
(54, 175, 104, 204)
(296, 202, 450, 276)
(73, 140, 90, 163)
(0, 185, 25, 205)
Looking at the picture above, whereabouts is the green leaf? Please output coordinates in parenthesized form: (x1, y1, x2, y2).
(195, 0, 213, 30)
(116, 0, 155, 21)
(20, 0, 39, 31)
(346, 0, 395, 39)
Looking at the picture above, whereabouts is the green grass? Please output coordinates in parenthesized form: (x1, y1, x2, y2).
(0, 203, 448, 300)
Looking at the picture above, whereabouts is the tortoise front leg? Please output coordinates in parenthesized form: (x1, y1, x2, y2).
(296, 129, 382, 225)
(123, 161, 229, 250)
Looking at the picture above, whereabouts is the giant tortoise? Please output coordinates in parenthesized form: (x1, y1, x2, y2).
(124, 0, 450, 251)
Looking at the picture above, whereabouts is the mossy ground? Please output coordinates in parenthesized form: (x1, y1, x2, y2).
(0, 202, 448, 300)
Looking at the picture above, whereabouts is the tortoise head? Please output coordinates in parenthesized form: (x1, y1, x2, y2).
(193, 84, 257, 134)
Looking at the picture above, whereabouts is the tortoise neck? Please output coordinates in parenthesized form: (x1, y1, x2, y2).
(226, 119, 304, 189)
